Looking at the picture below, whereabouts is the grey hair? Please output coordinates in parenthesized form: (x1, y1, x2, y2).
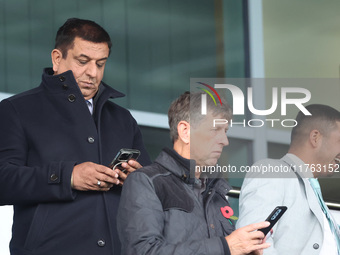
(168, 91, 232, 143)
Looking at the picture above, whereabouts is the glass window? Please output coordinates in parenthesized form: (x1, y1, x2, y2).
(262, 0, 340, 205)
(1, 0, 248, 114)
(139, 126, 172, 161)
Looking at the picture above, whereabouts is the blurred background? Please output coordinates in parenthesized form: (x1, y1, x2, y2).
(1, 0, 340, 253)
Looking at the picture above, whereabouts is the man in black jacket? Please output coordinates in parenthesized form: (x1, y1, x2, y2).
(117, 92, 270, 255)
(0, 18, 151, 255)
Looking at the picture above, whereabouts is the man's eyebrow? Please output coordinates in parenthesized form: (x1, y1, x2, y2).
(75, 54, 108, 61)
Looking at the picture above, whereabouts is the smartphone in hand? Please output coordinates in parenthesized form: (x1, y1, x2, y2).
(258, 206, 287, 236)
(109, 148, 140, 173)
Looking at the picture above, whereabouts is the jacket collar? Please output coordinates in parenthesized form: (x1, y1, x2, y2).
(155, 147, 195, 181)
(155, 147, 232, 194)
(41, 68, 125, 100)
(281, 153, 314, 178)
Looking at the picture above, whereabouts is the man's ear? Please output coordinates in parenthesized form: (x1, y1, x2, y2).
(309, 129, 322, 148)
(51, 49, 62, 73)
(177, 120, 190, 144)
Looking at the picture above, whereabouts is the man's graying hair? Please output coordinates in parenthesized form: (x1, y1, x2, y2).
(168, 91, 232, 143)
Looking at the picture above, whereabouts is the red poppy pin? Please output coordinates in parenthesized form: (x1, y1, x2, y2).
(220, 206, 238, 221)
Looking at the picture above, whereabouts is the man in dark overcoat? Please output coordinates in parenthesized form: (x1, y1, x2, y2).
(0, 18, 151, 255)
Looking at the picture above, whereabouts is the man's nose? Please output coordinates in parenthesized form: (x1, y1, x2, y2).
(221, 134, 229, 146)
(86, 62, 97, 77)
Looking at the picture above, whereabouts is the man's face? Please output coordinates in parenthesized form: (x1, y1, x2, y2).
(317, 121, 340, 176)
(52, 37, 109, 100)
(190, 114, 229, 166)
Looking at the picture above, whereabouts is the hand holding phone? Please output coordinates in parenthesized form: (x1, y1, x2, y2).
(109, 148, 141, 173)
(258, 206, 287, 236)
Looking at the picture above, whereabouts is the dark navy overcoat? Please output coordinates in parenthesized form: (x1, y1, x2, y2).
(0, 68, 151, 255)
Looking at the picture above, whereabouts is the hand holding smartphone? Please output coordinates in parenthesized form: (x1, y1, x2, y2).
(109, 148, 141, 173)
(258, 206, 287, 236)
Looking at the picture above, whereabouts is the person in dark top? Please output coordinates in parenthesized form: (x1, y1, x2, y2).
(117, 92, 270, 255)
(0, 18, 151, 255)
